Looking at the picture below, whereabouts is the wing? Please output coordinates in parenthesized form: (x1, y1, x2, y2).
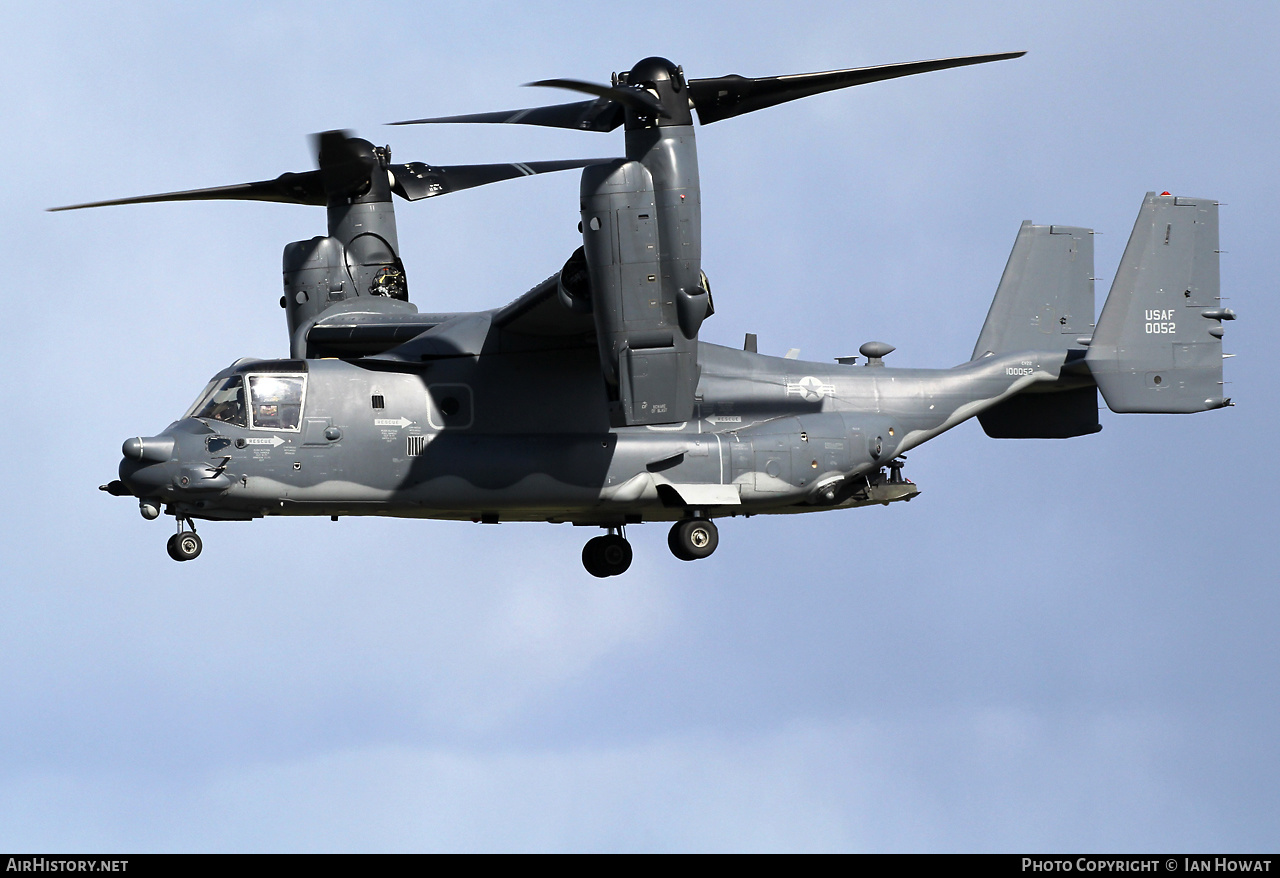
(492, 273, 596, 338)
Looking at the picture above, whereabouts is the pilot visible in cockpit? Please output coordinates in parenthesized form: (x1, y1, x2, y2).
(207, 395, 243, 424)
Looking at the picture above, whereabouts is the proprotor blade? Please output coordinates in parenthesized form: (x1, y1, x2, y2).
(525, 79, 670, 117)
(687, 51, 1026, 124)
(47, 171, 327, 211)
(389, 99, 626, 132)
(389, 158, 618, 201)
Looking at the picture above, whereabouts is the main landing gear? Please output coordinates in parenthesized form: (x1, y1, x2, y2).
(580, 517, 720, 576)
(668, 517, 718, 561)
(166, 517, 202, 562)
(582, 527, 633, 577)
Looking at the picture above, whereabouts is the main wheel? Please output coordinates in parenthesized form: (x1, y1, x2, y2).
(668, 519, 718, 561)
(597, 534, 632, 575)
(582, 536, 607, 577)
(168, 531, 202, 562)
(582, 534, 633, 577)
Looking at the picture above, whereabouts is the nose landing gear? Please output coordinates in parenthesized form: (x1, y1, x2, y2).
(166, 518, 202, 562)
(582, 527, 633, 577)
(668, 517, 718, 561)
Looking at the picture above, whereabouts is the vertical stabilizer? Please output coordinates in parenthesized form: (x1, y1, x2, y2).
(973, 222, 1094, 360)
(1086, 193, 1233, 413)
(973, 222, 1099, 438)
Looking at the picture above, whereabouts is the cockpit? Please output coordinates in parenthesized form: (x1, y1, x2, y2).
(184, 369, 307, 431)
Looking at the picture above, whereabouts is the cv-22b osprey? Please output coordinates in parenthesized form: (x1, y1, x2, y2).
(70, 52, 1234, 576)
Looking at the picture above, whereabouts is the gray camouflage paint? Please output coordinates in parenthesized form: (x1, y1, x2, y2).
(120, 342, 1054, 524)
(118, 193, 1229, 539)
(103, 51, 1231, 566)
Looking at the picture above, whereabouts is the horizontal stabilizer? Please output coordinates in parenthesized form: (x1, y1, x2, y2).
(1086, 193, 1231, 413)
(979, 383, 1101, 439)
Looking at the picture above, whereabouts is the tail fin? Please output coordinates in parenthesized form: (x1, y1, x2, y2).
(972, 222, 1094, 360)
(973, 222, 1100, 438)
(1086, 193, 1233, 413)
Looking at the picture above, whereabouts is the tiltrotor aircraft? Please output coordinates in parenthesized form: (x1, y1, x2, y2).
(66, 52, 1236, 576)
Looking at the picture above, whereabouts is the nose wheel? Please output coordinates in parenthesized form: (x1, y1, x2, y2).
(668, 518, 718, 561)
(582, 528, 632, 577)
(166, 518, 202, 562)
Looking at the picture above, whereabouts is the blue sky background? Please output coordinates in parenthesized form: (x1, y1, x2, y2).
(1, 0, 1276, 852)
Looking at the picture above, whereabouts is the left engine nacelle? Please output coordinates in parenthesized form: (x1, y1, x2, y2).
(283, 235, 412, 358)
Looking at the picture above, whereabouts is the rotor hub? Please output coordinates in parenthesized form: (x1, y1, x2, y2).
(622, 56, 692, 128)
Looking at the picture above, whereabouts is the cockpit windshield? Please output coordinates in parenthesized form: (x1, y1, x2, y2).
(183, 379, 220, 420)
(193, 376, 247, 427)
(186, 372, 306, 430)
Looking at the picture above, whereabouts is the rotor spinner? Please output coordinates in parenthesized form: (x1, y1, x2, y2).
(616, 57, 694, 129)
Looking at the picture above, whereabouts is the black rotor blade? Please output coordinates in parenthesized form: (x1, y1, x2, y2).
(390, 99, 626, 132)
(687, 51, 1026, 125)
(48, 170, 327, 212)
(525, 78, 669, 117)
(389, 158, 617, 201)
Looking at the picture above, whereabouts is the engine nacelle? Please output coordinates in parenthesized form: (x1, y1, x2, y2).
(579, 153, 703, 427)
(282, 234, 413, 358)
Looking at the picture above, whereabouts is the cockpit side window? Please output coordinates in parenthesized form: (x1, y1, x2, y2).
(248, 374, 305, 431)
(194, 376, 247, 427)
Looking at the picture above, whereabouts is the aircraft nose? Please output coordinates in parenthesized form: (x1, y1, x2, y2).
(122, 435, 175, 462)
(119, 458, 169, 496)
(119, 433, 176, 497)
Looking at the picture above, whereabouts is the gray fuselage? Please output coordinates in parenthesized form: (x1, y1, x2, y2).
(119, 338, 1065, 526)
